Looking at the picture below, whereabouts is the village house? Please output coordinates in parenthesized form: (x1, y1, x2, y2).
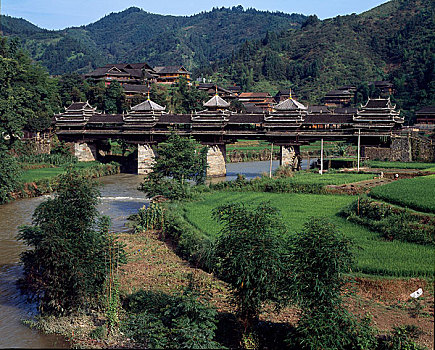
(415, 106, 435, 130)
(238, 92, 275, 112)
(153, 65, 191, 84)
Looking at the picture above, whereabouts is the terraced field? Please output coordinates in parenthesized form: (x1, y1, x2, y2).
(183, 192, 434, 278)
(369, 175, 435, 214)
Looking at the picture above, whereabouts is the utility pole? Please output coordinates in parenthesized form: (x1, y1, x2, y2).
(269, 143, 273, 178)
(320, 138, 324, 175)
(357, 129, 361, 172)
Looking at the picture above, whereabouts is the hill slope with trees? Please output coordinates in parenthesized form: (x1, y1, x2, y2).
(205, 0, 434, 119)
(1, 7, 305, 74)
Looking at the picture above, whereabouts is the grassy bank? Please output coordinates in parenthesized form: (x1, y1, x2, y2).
(12, 161, 120, 200)
(181, 192, 434, 278)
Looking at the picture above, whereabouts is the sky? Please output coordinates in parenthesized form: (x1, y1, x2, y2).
(2, 0, 389, 30)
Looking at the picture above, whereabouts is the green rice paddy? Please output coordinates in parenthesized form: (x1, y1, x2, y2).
(370, 175, 435, 214)
(183, 192, 434, 278)
(366, 160, 435, 170)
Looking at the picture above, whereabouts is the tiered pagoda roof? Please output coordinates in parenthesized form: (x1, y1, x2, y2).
(55, 101, 99, 125)
(353, 97, 403, 128)
(265, 96, 307, 128)
(124, 97, 166, 123)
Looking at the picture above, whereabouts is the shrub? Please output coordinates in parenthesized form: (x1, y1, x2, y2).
(122, 283, 221, 349)
(18, 169, 125, 315)
(377, 325, 425, 350)
(0, 150, 21, 203)
(341, 197, 435, 245)
(212, 202, 288, 332)
(284, 218, 377, 349)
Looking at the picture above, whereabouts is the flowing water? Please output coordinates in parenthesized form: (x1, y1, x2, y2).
(0, 160, 310, 348)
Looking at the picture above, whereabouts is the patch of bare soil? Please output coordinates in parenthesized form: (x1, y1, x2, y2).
(326, 178, 394, 194)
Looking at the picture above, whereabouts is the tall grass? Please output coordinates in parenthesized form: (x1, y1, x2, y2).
(182, 192, 434, 278)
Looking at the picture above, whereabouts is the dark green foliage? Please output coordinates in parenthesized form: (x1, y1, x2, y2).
(209, 175, 326, 194)
(59, 73, 89, 106)
(18, 169, 125, 315)
(285, 218, 379, 349)
(288, 218, 354, 309)
(0, 150, 22, 203)
(377, 325, 425, 350)
(169, 76, 208, 113)
(207, 0, 434, 116)
(103, 81, 126, 114)
(3, 8, 305, 74)
(341, 197, 435, 245)
(212, 202, 288, 331)
(129, 202, 165, 233)
(122, 285, 221, 349)
(0, 37, 60, 145)
(139, 133, 208, 200)
(288, 308, 378, 350)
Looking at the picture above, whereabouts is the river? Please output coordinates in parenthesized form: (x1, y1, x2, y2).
(0, 160, 310, 348)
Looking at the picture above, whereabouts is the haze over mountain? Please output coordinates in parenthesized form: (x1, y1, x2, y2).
(1, 6, 306, 74)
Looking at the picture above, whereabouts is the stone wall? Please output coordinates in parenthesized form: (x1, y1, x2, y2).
(207, 144, 226, 177)
(137, 144, 156, 175)
(363, 134, 434, 162)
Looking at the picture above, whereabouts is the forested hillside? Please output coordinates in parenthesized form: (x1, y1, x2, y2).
(205, 0, 434, 118)
(1, 7, 305, 74)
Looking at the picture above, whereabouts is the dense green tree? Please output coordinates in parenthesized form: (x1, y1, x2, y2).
(0, 37, 60, 202)
(59, 73, 89, 106)
(285, 218, 377, 350)
(169, 77, 208, 113)
(0, 37, 59, 143)
(18, 169, 125, 315)
(104, 80, 126, 114)
(139, 132, 208, 200)
(212, 202, 288, 334)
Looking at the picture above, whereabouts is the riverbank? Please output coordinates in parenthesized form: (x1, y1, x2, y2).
(12, 164, 435, 348)
(9, 162, 120, 202)
(29, 229, 434, 349)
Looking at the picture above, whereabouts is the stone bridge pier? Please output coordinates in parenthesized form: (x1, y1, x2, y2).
(74, 142, 98, 162)
(206, 144, 227, 177)
(137, 144, 156, 175)
(280, 145, 301, 170)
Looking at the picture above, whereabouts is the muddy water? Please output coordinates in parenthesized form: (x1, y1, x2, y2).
(0, 160, 310, 348)
(0, 174, 148, 348)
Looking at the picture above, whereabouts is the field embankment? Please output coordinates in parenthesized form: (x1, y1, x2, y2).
(10, 161, 120, 201)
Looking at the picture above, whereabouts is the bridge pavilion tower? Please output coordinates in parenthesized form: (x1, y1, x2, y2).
(268, 93, 308, 170)
(124, 96, 167, 175)
(192, 93, 232, 177)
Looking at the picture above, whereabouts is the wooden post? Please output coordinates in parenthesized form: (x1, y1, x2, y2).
(320, 138, 324, 175)
(269, 142, 273, 178)
(307, 152, 310, 172)
(357, 129, 361, 172)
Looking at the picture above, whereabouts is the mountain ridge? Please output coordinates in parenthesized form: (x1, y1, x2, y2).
(1, 6, 306, 74)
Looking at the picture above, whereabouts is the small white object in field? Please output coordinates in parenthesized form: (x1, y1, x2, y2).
(410, 288, 423, 299)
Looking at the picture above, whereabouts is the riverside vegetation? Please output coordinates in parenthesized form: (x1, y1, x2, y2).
(19, 135, 434, 348)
